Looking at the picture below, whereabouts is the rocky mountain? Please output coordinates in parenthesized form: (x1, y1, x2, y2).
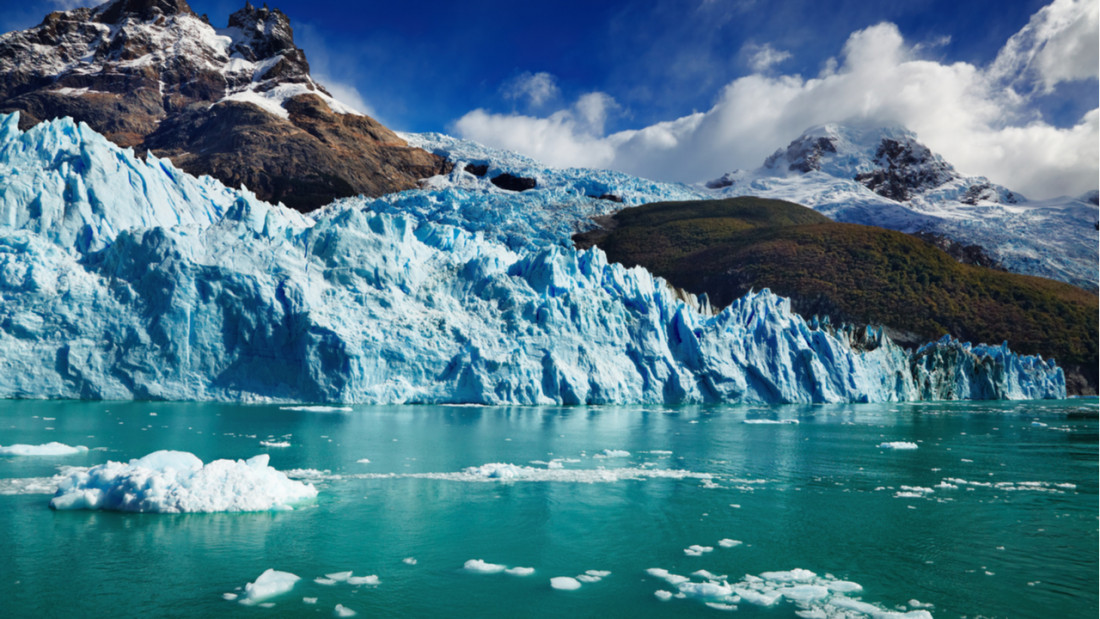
(705, 124, 1096, 289)
(0, 0, 449, 211)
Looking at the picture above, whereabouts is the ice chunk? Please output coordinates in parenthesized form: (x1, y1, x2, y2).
(780, 584, 831, 602)
(303, 598, 318, 604)
(742, 419, 799, 424)
(49, 450, 317, 512)
(678, 581, 734, 599)
(463, 559, 507, 574)
(238, 569, 300, 605)
(654, 590, 674, 601)
(0, 442, 88, 456)
(505, 567, 535, 576)
(759, 569, 817, 582)
(550, 577, 582, 591)
(879, 442, 919, 450)
(705, 602, 738, 611)
(279, 406, 353, 413)
(594, 449, 630, 458)
(646, 568, 690, 586)
(333, 604, 357, 617)
(692, 570, 727, 581)
(260, 440, 291, 448)
(325, 571, 353, 582)
(717, 539, 742, 548)
(402, 557, 418, 565)
(347, 575, 379, 586)
(357, 459, 372, 464)
(683, 544, 714, 557)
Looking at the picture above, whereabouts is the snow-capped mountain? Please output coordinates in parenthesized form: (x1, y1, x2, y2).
(706, 124, 1098, 289)
(0, 0, 449, 210)
(0, 113, 1064, 403)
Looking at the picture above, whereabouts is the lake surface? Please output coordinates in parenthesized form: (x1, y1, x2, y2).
(0, 399, 1096, 618)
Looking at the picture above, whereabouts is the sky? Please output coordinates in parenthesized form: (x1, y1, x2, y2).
(1, 0, 1097, 198)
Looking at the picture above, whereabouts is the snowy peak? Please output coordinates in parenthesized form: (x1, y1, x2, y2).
(95, 0, 196, 23)
(226, 2, 296, 60)
(758, 124, 959, 200)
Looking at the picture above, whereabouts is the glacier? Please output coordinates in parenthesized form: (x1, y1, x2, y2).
(0, 113, 1066, 404)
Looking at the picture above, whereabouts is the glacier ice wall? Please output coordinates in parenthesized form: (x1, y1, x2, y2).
(0, 115, 1066, 404)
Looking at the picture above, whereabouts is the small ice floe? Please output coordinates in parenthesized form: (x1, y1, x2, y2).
(260, 440, 291, 448)
(303, 598, 318, 604)
(550, 576, 582, 591)
(717, 539, 742, 548)
(878, 441, 919, 450)
(356, 459, 371, 464)
(333, 604, 357, 617)
(894, 486, 934, 499)
(505, 567, 535, 576)
(347, 575, 379, 586)
(683, 544, 714, 557)
(325, 571, 353, 582)
(238, 569, 300, 606)
(1031, 421, 1048, 427)
(387, 462, 711, 484)
(909, 599, 934, 609)
(647, 565, 932, 617)
(594, 449, 631, 458)
(0, 442, 88, 457)
(402, 557, 417, 565)
(743, 419, 798, 425)
(463, 559, 507, 574)
(49, 451, 317, 512)
(576, 570, 610, 583)
(279, 406, 353, 413)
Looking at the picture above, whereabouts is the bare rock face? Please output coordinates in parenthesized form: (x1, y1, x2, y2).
(0, 0, 450, 210)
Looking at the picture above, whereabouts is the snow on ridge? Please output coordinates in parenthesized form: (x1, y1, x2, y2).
(49, 450, 318, 512)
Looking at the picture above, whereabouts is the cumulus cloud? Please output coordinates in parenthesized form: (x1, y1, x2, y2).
(989, 0, 1099, 94)
(453, 0, 1098, 199)
(454, 92, 619, 169)
(502, 71, 561, 108)
(743, 43, 792, 72)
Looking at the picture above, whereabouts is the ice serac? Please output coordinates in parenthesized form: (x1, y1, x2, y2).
(0, 115, 1065, 404)
(706, 124, 1098, 290)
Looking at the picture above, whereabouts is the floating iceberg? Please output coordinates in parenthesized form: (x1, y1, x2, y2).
(49, 450, 318, 512)
(0, 442, 88, 456)
(238, 569, 300, 606)
(0, 115, 1066, 405)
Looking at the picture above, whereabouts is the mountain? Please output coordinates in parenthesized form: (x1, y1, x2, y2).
(705, 124, 1098, 290)
(573, 197, 1098, 395)
(0, 0, 450, 211)
(0, 114, 1064, 403)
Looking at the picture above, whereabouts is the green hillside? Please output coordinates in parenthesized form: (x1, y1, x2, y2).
(574, 197, 1098, 394)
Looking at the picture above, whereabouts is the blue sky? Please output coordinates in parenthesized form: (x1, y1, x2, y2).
(2, 0, 1097, 197)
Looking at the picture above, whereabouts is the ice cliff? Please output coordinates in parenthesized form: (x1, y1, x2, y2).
(0, 114, 1065, 404)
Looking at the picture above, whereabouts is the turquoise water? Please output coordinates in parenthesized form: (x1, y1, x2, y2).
(0, 399, 1096, 618)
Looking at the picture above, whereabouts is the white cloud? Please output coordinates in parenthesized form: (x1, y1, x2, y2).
(990, 0, 1099, 94)
(744, 43, 792, 72)
(502, 72, 561, 108)
(453, 93, 619, 169)
(453, 1, 1098, 199)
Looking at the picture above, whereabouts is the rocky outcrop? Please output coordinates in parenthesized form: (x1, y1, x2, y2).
(0, 0, 450, 210)
(853, 138, 958, 201)
(490, 173, 537, 192)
